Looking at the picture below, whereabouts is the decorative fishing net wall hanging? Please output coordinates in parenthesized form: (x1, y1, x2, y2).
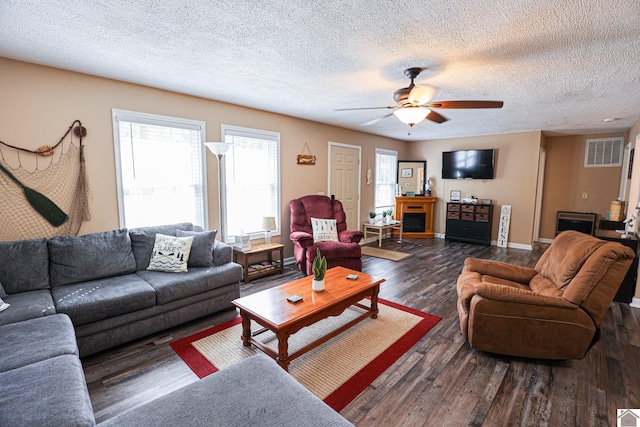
(0, 120, 91, 241)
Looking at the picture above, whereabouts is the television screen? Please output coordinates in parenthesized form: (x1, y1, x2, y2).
(442, 149, 495, 180)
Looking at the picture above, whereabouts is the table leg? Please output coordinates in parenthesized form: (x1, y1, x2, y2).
(276, 330, 291, 371)
(398, 223, 403, 244)
(378, 228, 383, 247)
(370, 285, 379, 319)
(240, 312, 252, 346)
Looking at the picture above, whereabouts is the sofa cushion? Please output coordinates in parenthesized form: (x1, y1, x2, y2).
(147, 234, 194, 273)
(0, 290, 56, 326)
(51, 274, 156, 326)
(0, 355, 96, 427)
(129, 222, 194, 271)
(177, 229, 217, 267)
(99, 354, 353, 427)
(48, 229, 137, 287)
(0, 237, 49, 293)
(137, 263, 242, 305)
(0, 314, 78, 373)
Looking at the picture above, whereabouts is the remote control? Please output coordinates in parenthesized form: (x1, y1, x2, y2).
(287, 295, 303, 303)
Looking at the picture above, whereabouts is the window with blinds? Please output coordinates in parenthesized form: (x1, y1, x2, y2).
(221, 125, 280, 242)
(112, 109, 207, 229)
(375, 148, 398, 212)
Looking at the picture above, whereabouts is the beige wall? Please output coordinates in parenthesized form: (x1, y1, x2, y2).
(539, 133, 626, 239)
(408, 131, 543, 247)
(0, 58, 407, 257)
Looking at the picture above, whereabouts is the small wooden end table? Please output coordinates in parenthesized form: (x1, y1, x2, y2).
(233, 243, 284, 283)
(231, 266, 385, 371)
(363, 220, 403, 247)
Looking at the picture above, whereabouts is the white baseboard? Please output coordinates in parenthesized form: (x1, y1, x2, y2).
(630, 297, 640, 309)
(283, 256, 296, 266)
(536, 238, 555, 244)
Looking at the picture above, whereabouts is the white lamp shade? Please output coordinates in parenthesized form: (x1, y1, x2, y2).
(261, 216, 276, 231)
(204, 142, 231, 156)
(393, 107, 430, 126)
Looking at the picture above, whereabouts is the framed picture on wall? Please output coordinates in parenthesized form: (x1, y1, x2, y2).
(450, 190, 461, 202)
(401, 168, 413, 178)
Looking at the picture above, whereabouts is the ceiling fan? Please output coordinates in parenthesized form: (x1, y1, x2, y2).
(335, 67, 503, 127)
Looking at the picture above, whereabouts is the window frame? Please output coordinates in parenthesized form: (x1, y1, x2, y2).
(220, 124, 281, 243)
(112, 109, 208, 229)
(374, 148, 398, 213)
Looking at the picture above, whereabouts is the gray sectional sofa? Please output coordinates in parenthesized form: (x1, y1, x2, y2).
(0, 223, 351, 426)
(0, 222, 243, 356)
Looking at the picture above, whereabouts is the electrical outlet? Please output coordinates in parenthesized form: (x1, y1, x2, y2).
(582, 192, 588, 199)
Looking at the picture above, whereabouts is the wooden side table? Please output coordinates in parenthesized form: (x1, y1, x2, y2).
(233, 243, 284, 283)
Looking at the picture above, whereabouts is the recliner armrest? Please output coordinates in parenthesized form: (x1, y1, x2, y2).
(290, 231, 314, 247)
(473, 283, 577, 308)
(339, 230, 364, 244)
(464, 258, 538, 284)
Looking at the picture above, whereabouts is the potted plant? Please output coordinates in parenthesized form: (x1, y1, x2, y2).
(311, 247, 327, 292)
(386, 209, 393, 222)
(382, 210, 388, 223)
(368, 211, 376, 224)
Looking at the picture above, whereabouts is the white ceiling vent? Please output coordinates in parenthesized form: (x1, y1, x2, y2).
(584, 137, 624, 168)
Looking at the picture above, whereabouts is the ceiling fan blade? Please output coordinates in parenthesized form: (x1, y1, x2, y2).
(426, 110, 448, 124)
(334, 106, 396, 111)
(361, 113, 394, 126)
(408, 84, 435, 106)
(425, 100, 504, 109)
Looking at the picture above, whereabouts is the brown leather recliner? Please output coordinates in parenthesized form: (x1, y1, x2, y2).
(456, 230, 634, 360)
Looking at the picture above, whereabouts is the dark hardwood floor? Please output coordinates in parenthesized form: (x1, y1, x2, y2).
(83, 238, 640, 426)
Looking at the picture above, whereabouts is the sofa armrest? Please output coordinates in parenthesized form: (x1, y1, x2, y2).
(290, 231, 314, 248)
(473, 283, 576, 308)
(464, 258, 538, 284)
(339, 230, 364, 244)
(213, 240, 233, 266)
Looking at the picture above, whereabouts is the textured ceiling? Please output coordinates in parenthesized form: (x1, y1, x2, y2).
(1, 0, 639, 141)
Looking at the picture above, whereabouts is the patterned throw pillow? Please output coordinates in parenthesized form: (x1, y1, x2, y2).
(311, 217, 339, 243)
(0, 297, 8, 313)
(147, 234, 194, 273)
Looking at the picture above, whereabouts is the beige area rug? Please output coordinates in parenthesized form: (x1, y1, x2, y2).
(361, 245, 414, 261)
(171, 298, 441, 411)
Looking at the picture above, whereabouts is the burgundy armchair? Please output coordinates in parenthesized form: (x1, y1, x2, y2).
(290, 195, 364, 276)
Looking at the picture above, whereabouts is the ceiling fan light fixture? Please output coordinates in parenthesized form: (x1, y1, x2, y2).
(394, 107, 430, 126)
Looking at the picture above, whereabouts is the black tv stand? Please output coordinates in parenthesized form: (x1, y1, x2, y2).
(445, 203, 493, 246)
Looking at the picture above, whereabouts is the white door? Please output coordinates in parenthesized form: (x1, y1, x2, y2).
(532, 148, 546, 243)
(329, 143, 361, 230)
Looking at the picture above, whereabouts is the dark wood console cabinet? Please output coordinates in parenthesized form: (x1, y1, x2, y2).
(445, 203, 493, 246)
(595, 229, 637, 303)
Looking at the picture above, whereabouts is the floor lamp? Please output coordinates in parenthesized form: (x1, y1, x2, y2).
(205, 142, 231, 241)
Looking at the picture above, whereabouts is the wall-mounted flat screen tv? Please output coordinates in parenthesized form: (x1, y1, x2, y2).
(442, 149, 495, 180)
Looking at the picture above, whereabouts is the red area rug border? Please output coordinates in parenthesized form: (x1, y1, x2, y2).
(170, 298, 442, 411)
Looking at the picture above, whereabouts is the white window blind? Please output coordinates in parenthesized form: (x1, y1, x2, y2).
(222, 125, 280, 241)
(375, 148, 398, 212)
(112, 109, 207, 229)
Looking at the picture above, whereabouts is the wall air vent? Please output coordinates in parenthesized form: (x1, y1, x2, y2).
(584, 137, 624, 168)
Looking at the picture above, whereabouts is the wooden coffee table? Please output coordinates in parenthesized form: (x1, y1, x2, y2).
(231, 266, 385, 371)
